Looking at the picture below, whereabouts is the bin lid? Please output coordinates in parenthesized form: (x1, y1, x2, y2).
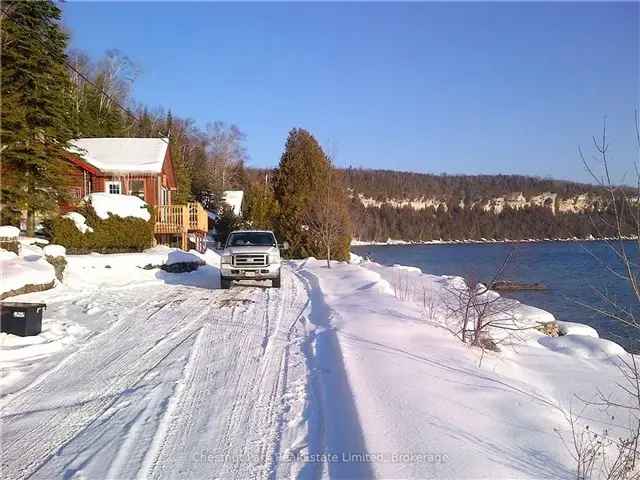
(0, 302, 47, 309)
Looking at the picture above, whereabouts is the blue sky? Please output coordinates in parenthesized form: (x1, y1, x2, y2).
(62, 2, 638, 183)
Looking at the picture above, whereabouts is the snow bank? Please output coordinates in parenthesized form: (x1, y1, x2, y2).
(63, 212, 93, 233)
(0, 249, 17, 261)
(538, 334, 626, 359)
(557, 320, 599, 337)
(143, 245, 217, 266)
(0, 225, 20, 238)
(87, 193, 151, 221)
(43, 244, 66, 258)
(0, 250, 55, 296)
(349, 252, 364, 264)
(21, 243, 44, 258)
(19, 236, 49, 247)
(538, 320, 621, 359)
(392, 263, 422, 273)
(63, 246, 220, 290)
(294, 259, 635, 479)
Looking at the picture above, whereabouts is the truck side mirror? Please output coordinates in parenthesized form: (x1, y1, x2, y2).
(282, 241, 289, 251)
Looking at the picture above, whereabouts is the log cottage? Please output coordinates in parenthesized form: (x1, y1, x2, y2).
(66, 138, 207, 250)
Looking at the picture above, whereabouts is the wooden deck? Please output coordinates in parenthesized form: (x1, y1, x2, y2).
(154, 202, 208, 250)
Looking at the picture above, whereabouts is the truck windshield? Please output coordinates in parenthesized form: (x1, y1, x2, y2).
(227, 232, 276, 247)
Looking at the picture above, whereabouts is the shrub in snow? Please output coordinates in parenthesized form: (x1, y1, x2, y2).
(535, 321, 560, 337)
(46, 204, 155, 254)
(63, 212, 93, 234)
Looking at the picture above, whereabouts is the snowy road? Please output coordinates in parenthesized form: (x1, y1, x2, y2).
(2, 266, 313, 480)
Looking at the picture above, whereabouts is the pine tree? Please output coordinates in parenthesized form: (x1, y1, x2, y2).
(1, 1, 74, 233)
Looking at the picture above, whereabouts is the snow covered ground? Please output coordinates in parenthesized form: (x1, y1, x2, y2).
(1, 249, 637, 479)
(0, 241, 56, 298)
(292, 259, 637, 479)
(1, 248, 315, 480)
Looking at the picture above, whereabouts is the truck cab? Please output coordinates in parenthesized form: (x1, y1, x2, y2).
(219, 230, 285, 289)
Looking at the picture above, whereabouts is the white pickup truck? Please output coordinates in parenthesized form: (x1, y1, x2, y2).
(219, 230, 286, 289)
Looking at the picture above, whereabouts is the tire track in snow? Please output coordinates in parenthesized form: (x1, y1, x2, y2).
(139, 267, 311, 480)
(1, 289, 223, 480)
(136, 323, 210, 479)
(0, 289, 181, 407)
(3, 268, 314, 480)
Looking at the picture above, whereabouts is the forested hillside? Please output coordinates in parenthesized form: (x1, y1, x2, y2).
(343, 168, 605, 203)
(344, 168, 635, 241)
(249, 167, 636, 242)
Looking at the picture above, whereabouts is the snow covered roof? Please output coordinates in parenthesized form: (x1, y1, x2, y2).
(222, 190, 244, 216)
(68, 138, 169, 174)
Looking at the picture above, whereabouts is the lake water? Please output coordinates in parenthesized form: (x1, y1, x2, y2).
(352, 241, 640, 352)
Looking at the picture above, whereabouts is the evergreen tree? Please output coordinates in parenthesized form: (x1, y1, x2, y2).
(164, 110, 192, 204)
(215, 206, 240, 245)
(1, 1, 74, 233)
(273, 128, 351, 259)
(243, 175, 279, 230)
(274, 129, 329, 257)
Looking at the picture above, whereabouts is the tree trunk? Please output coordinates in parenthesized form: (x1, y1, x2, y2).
(26, 209, 35, 237)
(326, 243, 331, 268)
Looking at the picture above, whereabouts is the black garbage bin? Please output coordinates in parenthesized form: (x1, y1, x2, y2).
(0, 302, 45, 336)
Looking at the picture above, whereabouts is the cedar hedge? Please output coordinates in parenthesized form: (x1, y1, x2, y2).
(46, 205, 155, 254)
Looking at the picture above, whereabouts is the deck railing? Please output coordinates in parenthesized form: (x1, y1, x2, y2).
(154, 205, 189, 234)
(188, 202, 208, 232)
(154, 202, 208, 235)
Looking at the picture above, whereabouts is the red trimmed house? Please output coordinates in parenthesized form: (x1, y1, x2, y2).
(65, 137, 177, 208)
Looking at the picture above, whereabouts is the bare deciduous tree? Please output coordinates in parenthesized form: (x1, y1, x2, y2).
(560, 112, 640, 480)
(205, 121, 247, 191)
(442, 251, 540, 359)
(304, 169, 349, 268)
(95, 49, 139, 117)
(191, 122, 248, 209)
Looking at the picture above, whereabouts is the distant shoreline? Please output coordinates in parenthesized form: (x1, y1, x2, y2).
(351, 236, 638, 247)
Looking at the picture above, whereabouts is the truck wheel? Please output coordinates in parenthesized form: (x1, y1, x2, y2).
(220, 276, 232, 289)
(272, 274, 281, 288)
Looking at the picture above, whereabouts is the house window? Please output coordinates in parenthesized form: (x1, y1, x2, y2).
(130, 179, 145, 199)
(105, 181, 121, 195)
(161, 186, 169, 205)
